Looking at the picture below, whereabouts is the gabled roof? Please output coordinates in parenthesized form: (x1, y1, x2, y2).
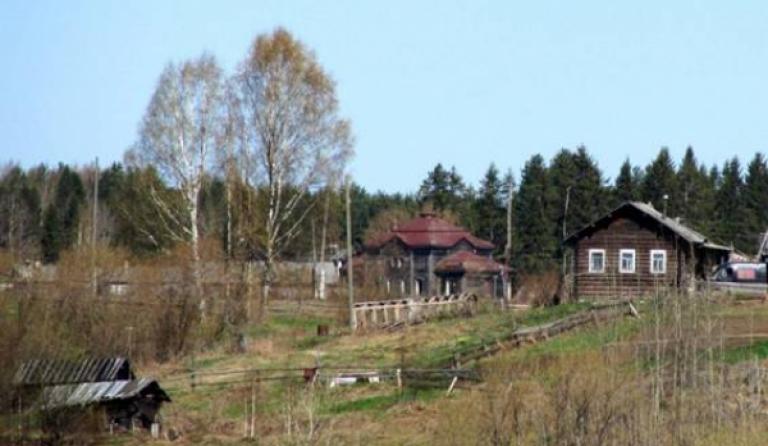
(39, 378, 170, 409)
(434, 251, 506, 275)
(365, 213, 495, 250)
(564, 201, 732, 252)
(14, 357, 134, 386)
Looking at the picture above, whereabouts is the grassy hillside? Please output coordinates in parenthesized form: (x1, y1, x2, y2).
(47, 295, 768, 444)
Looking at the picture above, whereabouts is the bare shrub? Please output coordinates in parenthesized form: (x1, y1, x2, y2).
(436, 290, 768, 445)
(280, 382, 338, 446)
(514, 271, 561, 306)
(437, 352, 642, 446)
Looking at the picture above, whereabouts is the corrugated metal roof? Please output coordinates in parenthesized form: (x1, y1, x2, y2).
(39, 378, 170, 409)
(564, 201, 732, 252)
(627, 202, 710, 245)
(14, 357, 134, 386)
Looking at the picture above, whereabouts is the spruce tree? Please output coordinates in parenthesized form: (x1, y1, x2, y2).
(549, 147, 605, 243)
(614, 159, 639, 204)
(41, 165, 85, 262)
(641, 147, 678, 215)
(514, 154, 555, 275)
(418, 163, 451, 211)
(569, 146, 607, 231)
(548, 149, 578, 242)
(417, 163, 472, 226)
(677, 146, 714, 232)
(714, 157, 751, 252)
(474, 163, 506, 249)
(744, 153, 768, 249)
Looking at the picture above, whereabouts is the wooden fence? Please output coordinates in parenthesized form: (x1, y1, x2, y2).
(447, 300, 636, 368)
(353, 292, 478, 331)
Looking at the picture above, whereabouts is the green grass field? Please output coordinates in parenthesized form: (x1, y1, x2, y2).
(112, 297, 768, 444)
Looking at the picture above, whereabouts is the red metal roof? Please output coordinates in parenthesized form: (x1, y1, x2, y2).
(365, 213, 495, 250)
(434, 251, 506, 274)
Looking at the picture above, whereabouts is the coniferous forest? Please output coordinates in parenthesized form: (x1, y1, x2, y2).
(2, 145, 766, 277)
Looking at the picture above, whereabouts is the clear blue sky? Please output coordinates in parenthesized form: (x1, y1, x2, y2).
(2, 1, 768, 193)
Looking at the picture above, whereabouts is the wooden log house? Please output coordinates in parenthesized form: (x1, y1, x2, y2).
(360, 212, 507, 298)
(563, 201, 731, 300)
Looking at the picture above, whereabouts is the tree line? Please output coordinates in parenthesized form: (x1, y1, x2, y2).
(413, 146, 768, 277)
(2, 145, 767, 279)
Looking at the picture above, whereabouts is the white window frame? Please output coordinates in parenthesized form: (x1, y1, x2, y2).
(619, 249, 636, 274)
(650, 249, 667, 274)
(588, 249, 606, 273)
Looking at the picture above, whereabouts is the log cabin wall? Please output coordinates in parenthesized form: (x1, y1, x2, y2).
(375, 240, 412, 297)
(573, 216, 682, 299)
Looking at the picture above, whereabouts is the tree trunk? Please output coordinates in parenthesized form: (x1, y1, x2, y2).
(261, 242, 274, 320)
(189, 197, 204, 316)
(318, 189, 331, 300)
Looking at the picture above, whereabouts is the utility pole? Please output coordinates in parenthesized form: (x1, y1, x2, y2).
(504, 171, 514, 300)
(92, 157, 99, 246)
(91, 157, 99, 297)
(562, 185, 571, 277)
(345, 176, 356, 330)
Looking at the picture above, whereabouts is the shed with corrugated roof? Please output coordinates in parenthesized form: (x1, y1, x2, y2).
(14, 357, 170, 433)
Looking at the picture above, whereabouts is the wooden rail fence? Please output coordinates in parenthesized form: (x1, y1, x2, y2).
(447, 301, 636, 368)
(353, 292, 478, 331)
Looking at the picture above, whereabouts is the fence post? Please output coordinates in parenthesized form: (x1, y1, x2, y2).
(452, 352, 461, 369)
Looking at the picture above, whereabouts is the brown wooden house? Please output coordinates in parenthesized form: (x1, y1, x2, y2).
(361, 212, 506, 297)
(563, 201, 731, 300)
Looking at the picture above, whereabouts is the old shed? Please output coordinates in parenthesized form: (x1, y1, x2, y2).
(563, 201, 731, 300)
(14, 357, 170, 433)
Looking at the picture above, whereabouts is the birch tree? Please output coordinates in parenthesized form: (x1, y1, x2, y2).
(126, 54, 224, 304)
(234, 29, 353, 311)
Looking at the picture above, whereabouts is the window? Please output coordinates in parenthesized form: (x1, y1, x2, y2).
(619, 249, 636, 273)
(650, 250, 666, 274)
(588, 249, 605, 273)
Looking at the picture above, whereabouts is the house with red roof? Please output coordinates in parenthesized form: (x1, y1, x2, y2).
(362, 212, 507, 297)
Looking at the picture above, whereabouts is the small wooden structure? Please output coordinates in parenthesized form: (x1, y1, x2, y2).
(563, 201, 731, 300)
(13, 357, 170, 433)
(353, 292, 477, 330)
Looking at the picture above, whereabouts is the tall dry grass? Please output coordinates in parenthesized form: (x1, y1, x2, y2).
(435, 290, 768, 446)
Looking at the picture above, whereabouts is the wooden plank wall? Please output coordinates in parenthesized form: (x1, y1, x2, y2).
(574, 217, 681, 299)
